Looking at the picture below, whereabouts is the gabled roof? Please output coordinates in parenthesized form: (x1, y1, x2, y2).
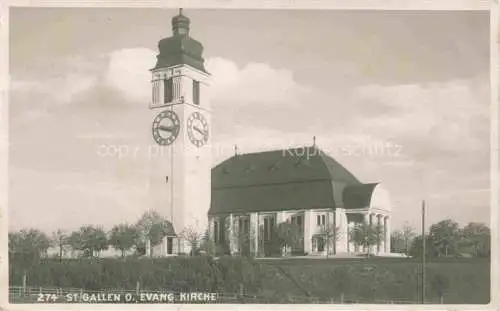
(209, 146, 362, 215)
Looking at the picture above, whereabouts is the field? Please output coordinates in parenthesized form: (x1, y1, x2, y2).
(9, 256, 490, 304)
(258, 257, 490, 303)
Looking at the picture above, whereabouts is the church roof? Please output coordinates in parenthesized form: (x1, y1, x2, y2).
(343, 183, 379, 210)
(210, 146, 366, 215)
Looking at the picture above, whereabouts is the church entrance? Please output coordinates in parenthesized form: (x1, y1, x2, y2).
(312, 235, 326, 254)
(167, 237, 173, 255)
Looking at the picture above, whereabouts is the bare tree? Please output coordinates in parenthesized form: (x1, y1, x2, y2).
(181, 226, 203, 255)
(276, 222, 302, 257)
(51, 229, 68, 260)
(401, 222, 417, 256)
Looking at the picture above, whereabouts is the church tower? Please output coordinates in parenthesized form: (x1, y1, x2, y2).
(148, 9, 211, 255)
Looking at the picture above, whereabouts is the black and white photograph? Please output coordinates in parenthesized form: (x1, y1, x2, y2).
(2, 1, 497, 306)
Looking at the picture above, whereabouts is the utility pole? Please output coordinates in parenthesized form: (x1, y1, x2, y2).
(421, 200, 426, 304)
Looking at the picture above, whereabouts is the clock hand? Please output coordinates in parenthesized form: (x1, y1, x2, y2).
(158, 125, 174, 132)
(193, 126, 204, 135)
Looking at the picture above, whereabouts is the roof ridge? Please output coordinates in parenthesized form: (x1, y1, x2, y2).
(234, 145, 323, 156)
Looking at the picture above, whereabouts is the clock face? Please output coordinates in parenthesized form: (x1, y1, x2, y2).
(187, 112, 209, 147)
(152, 110, 180, 146)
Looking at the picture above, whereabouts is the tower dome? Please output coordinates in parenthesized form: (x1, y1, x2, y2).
(153, 8, 207, 72)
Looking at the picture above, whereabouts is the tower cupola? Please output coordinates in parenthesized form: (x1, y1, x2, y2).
(153, 8, 207, 72)
(172, 8, 190, 37)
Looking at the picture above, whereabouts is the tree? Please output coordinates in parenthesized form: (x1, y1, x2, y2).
(9, 229, 51, 271)
(199, 230, 216, 256)
(109, 223, 140, 257)
(8, 231, 21, 257)
(68, 226, 108, 258)
(136, 210, 175, 257)
(429, 219, 460, 257)
(275, 222, 302, 256)
(318, 223, 340, 257)
(51, 229, 68, 260)
(409, 234, 437, 259)
(349, 221, 383, 256)
(67, 230, 84, 256)
(459, 222, 490, 257)
(231, 222, 257, 257)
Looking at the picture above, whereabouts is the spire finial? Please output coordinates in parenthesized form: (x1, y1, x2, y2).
(179, 8, 183, 15)
(313, 136, 316, 147)
(234, 144, 239, 156)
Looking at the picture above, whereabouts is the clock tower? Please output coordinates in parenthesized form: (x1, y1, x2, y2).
(148, 9, 211, 255)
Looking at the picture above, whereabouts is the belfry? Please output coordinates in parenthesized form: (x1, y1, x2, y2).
(148, 9, 212, 256)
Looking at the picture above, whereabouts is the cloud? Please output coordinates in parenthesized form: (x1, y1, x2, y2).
(104, 48, 157, 102)
(206, 57, 311, 106)
(353, 77, 489, 153)
(102, 48, 311, 107)
(11, 74, 97, 106)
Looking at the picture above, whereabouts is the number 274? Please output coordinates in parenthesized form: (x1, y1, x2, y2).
(37, 293, 58, 303)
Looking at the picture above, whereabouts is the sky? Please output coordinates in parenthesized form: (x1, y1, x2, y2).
(8, 8, 491, 233)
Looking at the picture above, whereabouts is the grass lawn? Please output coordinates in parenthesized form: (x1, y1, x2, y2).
(257, 257, 490, 303)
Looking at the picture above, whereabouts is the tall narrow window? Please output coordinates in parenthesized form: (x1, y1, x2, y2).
(164, 78, 173, 103)
(263, 218, 269, 241)
(263, 217, 275, 242)
(193, 80, 200, 105)
(214, 221, 219, 244)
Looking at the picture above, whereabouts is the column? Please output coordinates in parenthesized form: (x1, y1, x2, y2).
(329, 211, 335, 255)
(250, 212, 259, 256)
(384, 216, 390, 253)
(156, 80, 161, 105)
(152, 80, 157, 105)
(335, 209, 347, 253)
(276, 211, 285, 224)
(180, 75, 190, 103)
(377, 214, 382, 254)
(232, 215, 239, 253)
(227, 214, 236, 254)
(275, 212, 286, 255)
(363, 213, 370, 253)
(174, 76, 182, 101)
(304, 210, 312, 254)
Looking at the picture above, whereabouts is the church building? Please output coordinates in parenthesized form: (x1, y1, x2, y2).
(209, 146, 392, 257)
(147, 10, 392, 257)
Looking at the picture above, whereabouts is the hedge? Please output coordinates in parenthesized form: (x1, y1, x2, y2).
(9, 256, 490, 303)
